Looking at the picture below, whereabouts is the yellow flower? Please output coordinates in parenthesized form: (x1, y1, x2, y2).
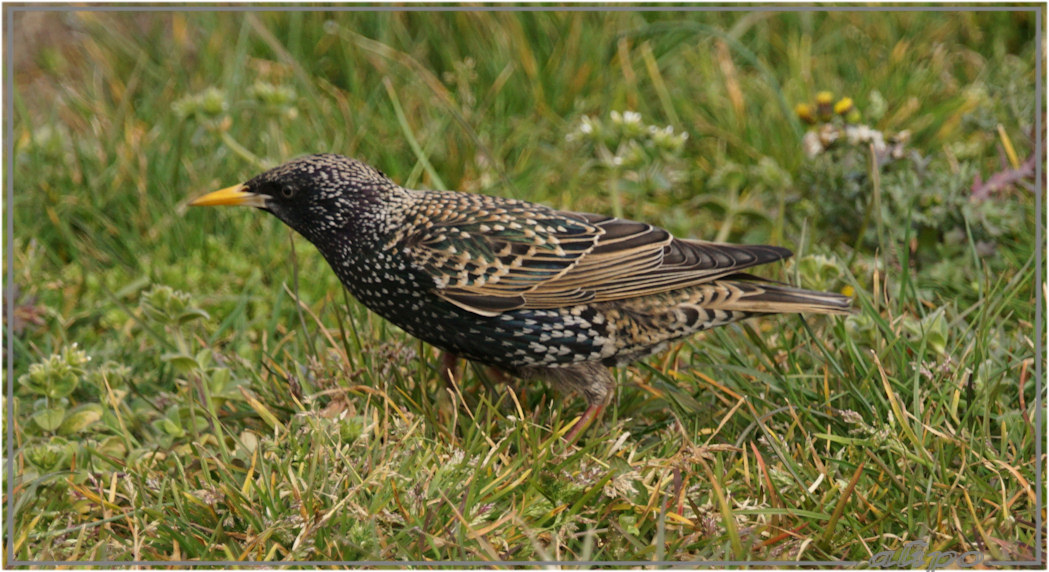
(816, 91, 834, 121)
(795, 103, 815, 124)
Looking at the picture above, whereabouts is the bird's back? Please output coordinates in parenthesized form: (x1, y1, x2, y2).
(322, 187, 850, 372)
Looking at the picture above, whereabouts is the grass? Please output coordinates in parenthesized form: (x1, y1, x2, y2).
(8, 7, 1041, 565)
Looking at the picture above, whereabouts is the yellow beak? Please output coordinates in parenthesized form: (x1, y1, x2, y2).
(189, 184, 269, 208)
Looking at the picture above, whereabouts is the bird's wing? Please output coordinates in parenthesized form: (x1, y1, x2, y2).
(400, 193, 604, 316)
(401, 193, 792, 316)
(522, 212, 793, 307)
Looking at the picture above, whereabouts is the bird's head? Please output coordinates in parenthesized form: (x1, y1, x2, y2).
(190, 154, 399, 246)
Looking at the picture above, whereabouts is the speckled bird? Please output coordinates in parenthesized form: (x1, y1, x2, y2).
(191, 154, 852, 439)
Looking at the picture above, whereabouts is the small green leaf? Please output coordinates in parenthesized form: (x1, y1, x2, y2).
(18, 346, 88, 398)
(238, 430, 259, 454)
(155, 417, 185, 438)
(172, 405, 210, 433)
(178, 307, 211, 324)
(32, 407, 67, 432)
(25, 437, 74, 471)
(209, 367, 231, 393)
(195, 348, 213, 370)
(141, 285, 195, 325)
(97, 435, 128, 460)
(20, 365, 78, 399)
(921, 308, 949, 355)
(18, 370, 49, 396)
(162, 352, 200, 373)
(48, 372, 79, 399)
(339, 416, 366, 442)
(619, 513, 640, 536)
(58, 403, 104, 435)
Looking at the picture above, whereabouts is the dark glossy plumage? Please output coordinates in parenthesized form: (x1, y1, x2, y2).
(191, 153, 852, 439)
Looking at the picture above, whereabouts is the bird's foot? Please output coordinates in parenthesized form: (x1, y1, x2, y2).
(563, 402, 606, 442)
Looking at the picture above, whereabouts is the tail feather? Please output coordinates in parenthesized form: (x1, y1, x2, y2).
(714, 279, 855, 315)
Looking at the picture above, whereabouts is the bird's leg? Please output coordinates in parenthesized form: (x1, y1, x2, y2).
(440, 351, 460, 389)
(563, 401, 606, 442)
(485, 366, 509, 384)
(443, 354, 511, 386)
(521, 362, 616, 442)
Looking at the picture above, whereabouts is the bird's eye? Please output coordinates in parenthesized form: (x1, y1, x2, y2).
(280, 186, 295, 199)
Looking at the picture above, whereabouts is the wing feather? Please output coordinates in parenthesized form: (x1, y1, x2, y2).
(401, 192, 603, 313)
(522, 216, 793, 306)
(401, 191, 793, 315)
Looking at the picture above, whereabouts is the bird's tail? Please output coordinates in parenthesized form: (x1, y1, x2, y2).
(715, 276, 855, 315)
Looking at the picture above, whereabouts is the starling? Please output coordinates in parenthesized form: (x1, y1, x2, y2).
(190, 154, 852, 440)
